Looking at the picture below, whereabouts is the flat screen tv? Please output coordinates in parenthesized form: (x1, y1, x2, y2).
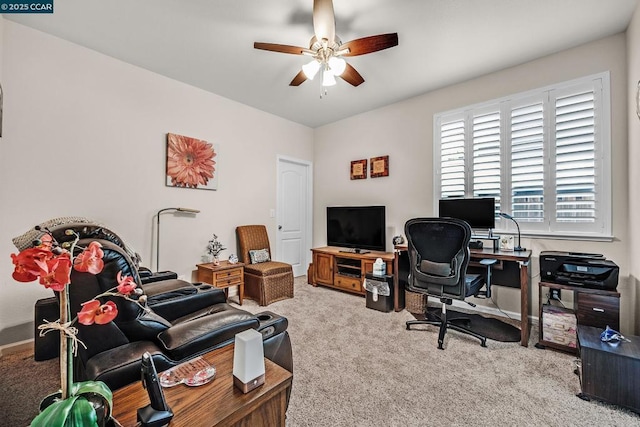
(438, 197, 496, 230)
(326, 206, 386, 252)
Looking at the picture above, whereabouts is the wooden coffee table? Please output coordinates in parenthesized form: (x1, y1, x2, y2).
(197, 261, 245, 305)
(111, 344, 292, 426)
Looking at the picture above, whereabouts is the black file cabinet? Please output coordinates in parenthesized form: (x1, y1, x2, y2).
(577, 326, 640, 414)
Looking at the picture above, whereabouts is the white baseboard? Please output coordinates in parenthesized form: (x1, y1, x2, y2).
(448, 298, 539, 325)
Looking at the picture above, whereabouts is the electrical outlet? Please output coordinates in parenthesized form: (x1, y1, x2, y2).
(550, 289, 561, 300)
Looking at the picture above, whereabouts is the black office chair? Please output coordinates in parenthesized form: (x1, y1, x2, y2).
(404, 217, 488, 349)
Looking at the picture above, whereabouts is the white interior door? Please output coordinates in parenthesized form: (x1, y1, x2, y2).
(276, 156, 312, 277)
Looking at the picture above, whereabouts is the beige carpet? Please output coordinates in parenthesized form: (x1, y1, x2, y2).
(2, 277, 638, 426)
(233, 277, 639, 426)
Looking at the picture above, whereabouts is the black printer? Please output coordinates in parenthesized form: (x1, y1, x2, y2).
(539, 251, 619, 290)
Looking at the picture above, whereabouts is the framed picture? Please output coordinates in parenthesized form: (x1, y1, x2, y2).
(166, 133, 219, 190)
(499, 236, 514, 251)
(370, 155, 389, 178)
(350, 159, 367, 180)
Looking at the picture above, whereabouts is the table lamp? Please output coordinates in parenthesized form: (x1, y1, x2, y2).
(233, 329, 265, 393)
(497, 212, 525, 252)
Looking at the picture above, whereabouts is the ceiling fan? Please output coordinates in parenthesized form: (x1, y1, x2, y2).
(254, 0, 398, 89)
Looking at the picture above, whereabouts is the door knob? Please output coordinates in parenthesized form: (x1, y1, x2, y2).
(278, 225, 283, 230)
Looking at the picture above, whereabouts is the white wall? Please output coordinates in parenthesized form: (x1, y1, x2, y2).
(627, 4, 640, 334)
(0, 21, 313, 343)
(314, 34, 633, 332)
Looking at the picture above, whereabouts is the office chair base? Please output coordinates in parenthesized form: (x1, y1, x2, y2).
(406, 317, 487, 349)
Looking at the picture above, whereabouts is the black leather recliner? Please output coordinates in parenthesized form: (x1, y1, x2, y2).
(29, 222, 292, 391)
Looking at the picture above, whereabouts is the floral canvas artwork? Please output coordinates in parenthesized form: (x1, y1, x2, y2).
(166, 133, 219, 190)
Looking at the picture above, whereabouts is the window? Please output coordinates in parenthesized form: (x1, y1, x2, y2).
(434, 73, 611, 239)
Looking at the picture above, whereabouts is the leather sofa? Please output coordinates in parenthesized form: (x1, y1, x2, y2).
(27, 221, 292, 391)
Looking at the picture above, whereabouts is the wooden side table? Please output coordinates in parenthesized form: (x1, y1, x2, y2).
(111, 344, 292, 426)
(197, 261, 245, 305)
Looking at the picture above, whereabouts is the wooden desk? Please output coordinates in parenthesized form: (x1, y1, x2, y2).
(111, 345, 292, 427)
(470, 248, 532, 347)
(197, 261, 245, 305)
(396, 245, 532, 346)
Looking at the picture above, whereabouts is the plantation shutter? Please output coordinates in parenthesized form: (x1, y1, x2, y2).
(553, 89, 596, 223)
(434, 72, 610, 238)
(472, 111, 501, 211)
(440, 119, 466, 198)
(510, 103, 545, 222)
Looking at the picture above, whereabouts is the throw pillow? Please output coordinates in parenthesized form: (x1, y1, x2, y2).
(249, 248, 271, 264)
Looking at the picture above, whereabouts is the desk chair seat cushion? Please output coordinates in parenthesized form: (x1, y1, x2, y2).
(410, 272, 483, 300)
(418, 258, 483, 297)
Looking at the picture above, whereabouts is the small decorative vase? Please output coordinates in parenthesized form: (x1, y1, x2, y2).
(212, 255, 220, 266)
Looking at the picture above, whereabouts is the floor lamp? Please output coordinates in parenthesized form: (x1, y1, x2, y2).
(156, 207, 200, 271)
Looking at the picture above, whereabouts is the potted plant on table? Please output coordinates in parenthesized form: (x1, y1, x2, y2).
(10, 227, 145, 427)
(206, 234, 226, 266)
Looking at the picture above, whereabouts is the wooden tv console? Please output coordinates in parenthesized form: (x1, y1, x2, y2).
(309, 246, 394, 295)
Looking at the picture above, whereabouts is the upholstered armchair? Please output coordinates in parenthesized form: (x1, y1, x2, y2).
(236, 225, 294, 306)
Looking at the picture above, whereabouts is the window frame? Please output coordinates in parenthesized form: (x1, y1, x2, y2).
(433, 72, 612, 241)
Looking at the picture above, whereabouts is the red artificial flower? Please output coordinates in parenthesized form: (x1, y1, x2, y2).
(10, 247, 55, 283)
(78, 300, 118, 325)
(116, 271, 137, 295)
(166, 133, 216, 188)
(38, 233, 54, 250)
(37, 253, 72, 292)
(74, 241, 104, 274)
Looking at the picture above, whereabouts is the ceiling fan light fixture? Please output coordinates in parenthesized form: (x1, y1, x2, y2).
(254, 0, 398, 90)
(328, 56, 346, 76)
(302, 59, 321, 80)
(322, 69, 337, 87)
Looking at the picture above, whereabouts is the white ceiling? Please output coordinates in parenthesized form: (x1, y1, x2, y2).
(6, 0, 638, 128)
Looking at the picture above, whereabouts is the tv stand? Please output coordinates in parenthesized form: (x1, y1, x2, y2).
(310, 246, 394, 295)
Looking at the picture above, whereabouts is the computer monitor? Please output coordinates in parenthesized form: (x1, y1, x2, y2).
(438, 197, 496, 230)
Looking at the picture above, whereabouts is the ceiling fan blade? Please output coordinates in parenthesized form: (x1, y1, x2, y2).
(254, 42, 308, 55)
(340, 33, 399, 57)
(289, 70, 308, 86)
(313, 0, 336, 44)
(339, 63, 365, 87)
